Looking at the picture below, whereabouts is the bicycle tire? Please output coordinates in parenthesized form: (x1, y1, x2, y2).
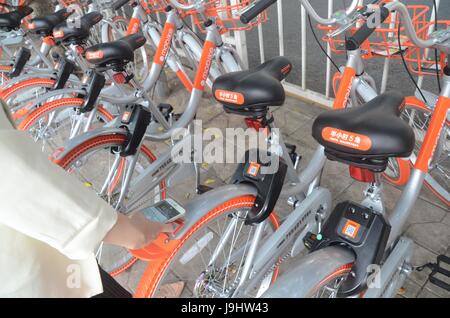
(134, 195, 281, 298)
(55, 133, 166, 276)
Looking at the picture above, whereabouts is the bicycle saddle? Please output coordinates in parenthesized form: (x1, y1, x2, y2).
(85, 33, 146, 68)
(28, 9, 73, 36)
(212, 56, 292, 117)
(53, 12, 103, 45)
(312, 93, 415, 172)
(0, 6, 33, 31)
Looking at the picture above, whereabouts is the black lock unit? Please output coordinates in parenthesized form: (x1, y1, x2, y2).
(53, 58, 75, 90)
(305, 201, 391, 297)
(78, 70, 106, 113)
(118, 104, 152, 157)
(9, 47, 31, 78)
(231, 149, 287, 225)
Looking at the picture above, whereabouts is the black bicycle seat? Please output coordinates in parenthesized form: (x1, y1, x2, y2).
(85, 33, 146, 68)
(53, 12, 103, 45)
(212, 56, 292, 117)
(312, 93, 415, 171)
(0, 6, 33, 31)
(28, 8, 73, 36)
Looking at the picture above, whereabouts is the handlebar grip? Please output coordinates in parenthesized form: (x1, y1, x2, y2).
(113, 0, 129, 11)
(20, 6, 34, 16)
(346, 6, 390, 50)
(240, 0, 277, 25)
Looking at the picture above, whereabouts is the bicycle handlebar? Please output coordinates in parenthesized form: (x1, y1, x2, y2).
(300, 0, 359, 25)
(346, 6, 390, 50)
(112, 0, 129, 11)
(384, 1, 438, 49)
(241, 0, 277, 25)
(240, 0, 359, 26)
(348, 2, 443, 50)
(168, 0, 199, 11)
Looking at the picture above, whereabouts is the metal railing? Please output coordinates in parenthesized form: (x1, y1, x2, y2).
(230, 0, 442, 108)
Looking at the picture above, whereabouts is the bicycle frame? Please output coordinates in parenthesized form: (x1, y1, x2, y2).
(165, 23, 449, 299)
(51, 6, 245, 206)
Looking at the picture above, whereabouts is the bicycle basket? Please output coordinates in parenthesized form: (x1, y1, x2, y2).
(317, 4, 429, 60)
(140, 0, 172, 13)
(403, 20, 450, 77)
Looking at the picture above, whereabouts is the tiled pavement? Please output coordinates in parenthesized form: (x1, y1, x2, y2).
(114, 79, 450, 298)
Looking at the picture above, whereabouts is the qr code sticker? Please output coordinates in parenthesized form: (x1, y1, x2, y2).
(344, 225, 356, 237)
(342, 220, 360, 239)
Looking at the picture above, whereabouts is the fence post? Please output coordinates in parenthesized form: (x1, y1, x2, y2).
(227, 0, 249, 68)
(417, 0, 441, 89)
(277, 0, 284, 56)
(325, 0, 333, 98)
(258, 24, 265, 63)
(301, 4, 306, 89)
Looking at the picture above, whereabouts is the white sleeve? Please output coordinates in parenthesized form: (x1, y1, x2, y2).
(0, 130, 118, 260)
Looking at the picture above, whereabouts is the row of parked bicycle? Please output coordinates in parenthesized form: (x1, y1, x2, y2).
(0, 0, 448, 297)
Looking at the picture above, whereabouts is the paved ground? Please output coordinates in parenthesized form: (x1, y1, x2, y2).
(112, 75, 449, 298)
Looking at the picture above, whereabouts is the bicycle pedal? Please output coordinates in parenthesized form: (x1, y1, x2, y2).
(285, 143, 296, 154)
(428, 255, 450, 292)
(197, 185, 213, 194)
(157, 103, 174, 117)
(285, 143, 302, 167)
(303, 231, 322, 251)
(172, 113, 182, 121)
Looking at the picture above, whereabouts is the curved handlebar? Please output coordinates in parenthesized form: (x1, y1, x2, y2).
(241, 0, 277, 25)
(300, 0, 359, 25)
(112, 0, 129, 11)
(346, 6, 390, 50)
(168, 0, 199, 11)
(384, 1, 438, 49)
(241, 0, 359, 25)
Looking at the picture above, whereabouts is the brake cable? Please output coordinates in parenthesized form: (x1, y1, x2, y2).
(432, 0, 441, 92)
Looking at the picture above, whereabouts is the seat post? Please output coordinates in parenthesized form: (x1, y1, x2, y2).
(245, 110, 276, 131)
(362, 172, 385, 214)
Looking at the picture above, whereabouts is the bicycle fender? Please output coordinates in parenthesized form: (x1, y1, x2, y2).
(172, 184, 257, 240)
(53, 125, 126, 160)
(262, 246, 355, 298)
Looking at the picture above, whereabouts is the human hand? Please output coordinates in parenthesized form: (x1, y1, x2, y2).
(103, 213, 175, 250)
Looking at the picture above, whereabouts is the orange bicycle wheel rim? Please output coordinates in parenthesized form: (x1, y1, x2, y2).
(0, 78, 55, 99)
(134, 195, 280, 298)
(55, 134, 167, 275)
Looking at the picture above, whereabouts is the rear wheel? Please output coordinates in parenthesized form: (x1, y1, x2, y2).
(18, 98, 114, 156)
(307, 264, 353, 298)
(1, 77, 57, 120)
(55, 133, 165, 275)
(262, 246, 355, 298)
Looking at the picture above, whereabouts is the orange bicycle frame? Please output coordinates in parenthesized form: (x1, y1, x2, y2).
(332, 67, 357, 110)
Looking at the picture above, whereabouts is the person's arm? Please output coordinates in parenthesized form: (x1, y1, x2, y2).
(0, 129, 170, 259)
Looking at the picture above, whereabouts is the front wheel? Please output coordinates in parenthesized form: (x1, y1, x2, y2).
(262, 246, 355, 298)
(54, 133, 165, 276)
(18, 98, 114, 156)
